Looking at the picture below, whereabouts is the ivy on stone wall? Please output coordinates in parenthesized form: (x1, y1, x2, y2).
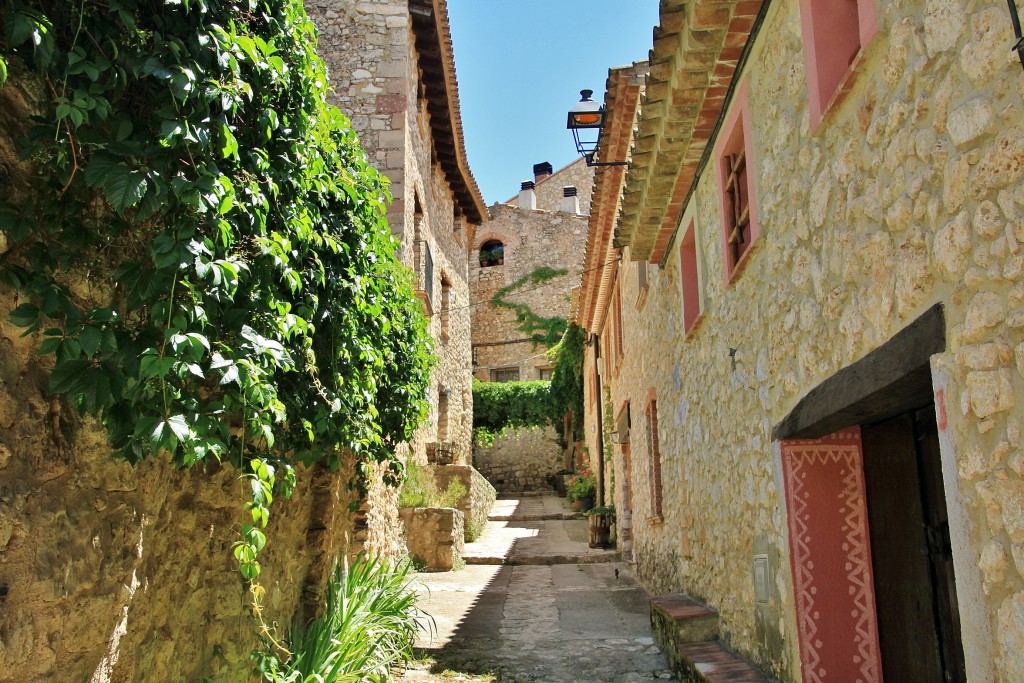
(548, 322, 586, 440)
(472, 322, 586, 445)
(489, 266, 568, 347)
(472, 378, 555, 444)
(0, 0, 432, 601)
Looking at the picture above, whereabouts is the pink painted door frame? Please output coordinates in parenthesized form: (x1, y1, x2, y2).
(780, 428, 883, 683)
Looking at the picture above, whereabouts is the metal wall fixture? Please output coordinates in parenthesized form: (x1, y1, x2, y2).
(1008, 0, 1024, 70)
(566, 90, 627, 167)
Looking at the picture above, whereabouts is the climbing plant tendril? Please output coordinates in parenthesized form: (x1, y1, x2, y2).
(489, 266, 568, 347)
(0, 0, 433, 622)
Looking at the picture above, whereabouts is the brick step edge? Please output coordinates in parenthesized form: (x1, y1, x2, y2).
(676, 641, 775, 683)
(650, 593, 718, 623)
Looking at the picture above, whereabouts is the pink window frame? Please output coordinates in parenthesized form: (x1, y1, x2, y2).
(714, 80, 759, 283)
(799, 0, 878, 131)
(679, 220, 701, 334)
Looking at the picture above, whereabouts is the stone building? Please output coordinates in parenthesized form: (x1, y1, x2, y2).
(308, 0, 488, 528)
(469, 161, 593, 492)
(578, 2, 1024, 682)
(471, 159, 592, 382)
(0, 1, 487, 680)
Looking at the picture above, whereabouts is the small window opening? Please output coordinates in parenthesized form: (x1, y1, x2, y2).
(479, 240, 504, 268)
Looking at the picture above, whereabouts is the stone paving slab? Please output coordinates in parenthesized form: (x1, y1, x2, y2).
(489, 497, 584, 522)
(462, 518, 617, 565)
(401, 562, 675, 683)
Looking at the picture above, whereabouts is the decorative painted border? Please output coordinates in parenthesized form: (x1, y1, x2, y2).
(781, 428, 882, 683)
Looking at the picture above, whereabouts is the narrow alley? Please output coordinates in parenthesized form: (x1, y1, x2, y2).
(398, 496, 676, 683)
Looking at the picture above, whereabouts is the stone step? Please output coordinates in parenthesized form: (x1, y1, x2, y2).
(650, 593, 719, 644)
(463, 550, 619, 566)
(676, 641, 774, 682)
(489, 511, 585, 522)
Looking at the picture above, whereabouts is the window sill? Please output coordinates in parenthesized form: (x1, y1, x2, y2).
(646, 514, 663, 526)
(415, 290, 434, 317)
(684, 311, 707, 341)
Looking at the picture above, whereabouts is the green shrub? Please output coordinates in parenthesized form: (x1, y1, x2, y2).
(257, 554, 427, 682)
(472, 379, 556, 438)
(398, 461, 466, 509)
(465, 520, 485, 543)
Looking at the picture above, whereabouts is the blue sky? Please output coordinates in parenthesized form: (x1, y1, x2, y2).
(446, 2, 659, 206)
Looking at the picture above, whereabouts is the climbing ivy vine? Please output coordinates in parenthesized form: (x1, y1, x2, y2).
(547, 322, 586, 440)
(489, 266, 568, 347)
(0, 0, 433, 600)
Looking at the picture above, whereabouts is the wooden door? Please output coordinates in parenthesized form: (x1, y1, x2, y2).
(861, 410, 966, 683)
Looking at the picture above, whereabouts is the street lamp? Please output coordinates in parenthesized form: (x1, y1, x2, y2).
(566, 89, 627, 167)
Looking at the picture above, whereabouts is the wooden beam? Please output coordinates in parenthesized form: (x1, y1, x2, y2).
(772, 305, 946, 440)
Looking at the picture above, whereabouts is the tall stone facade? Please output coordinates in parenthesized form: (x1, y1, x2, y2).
(470, 162, 592, 491)
(579, 2, 1024, 682)
(471, 160, 592, 382)
(307, 0, 487, 544)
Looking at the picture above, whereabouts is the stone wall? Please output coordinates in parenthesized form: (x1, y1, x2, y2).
(473, 426, 563, 494)
(399, 507, 465, 572)
(583, 1, 1024, 681)
(0, 288, 361, 682)
(432, 464, 497, 539)
(471, 201, 589, 381)
(0, 69, 375, 681)
(309, 0, 477, 473)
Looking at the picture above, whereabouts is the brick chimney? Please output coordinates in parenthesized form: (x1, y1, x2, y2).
(518, 180, 537, 210)
(560, 186, 580, 214)
(533, 162, 553, 183)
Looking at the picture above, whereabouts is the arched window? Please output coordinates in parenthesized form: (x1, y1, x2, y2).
(479, 240, 504, 268)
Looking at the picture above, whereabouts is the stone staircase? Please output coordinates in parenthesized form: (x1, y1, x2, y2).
(462, 496, 618, 566)
(649, 594, 775, 682)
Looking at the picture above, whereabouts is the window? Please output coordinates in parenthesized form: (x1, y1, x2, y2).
(440, 275, 451, 341)
(491, 367, 519, 382)
(538, 367, 553, 381)
(645, 395, 663, 518)
(799, 0, 877, 130)
(453, 211, 464, 245)
(679, 219, 702, 333)
(715, 81, 758, 281)
(423, 242, 434, 304)
(437, 389, 449, 441)
(479, 239, 504, 268)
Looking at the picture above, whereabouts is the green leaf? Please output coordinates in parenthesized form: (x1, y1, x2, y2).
(49, 359, 91, 393)
(165, 415, 191, 442)
(103, 167, 148, 212)
(38, 337, 62, 355)
(79, 326, 102, 356)
(8, 303, 39, 328)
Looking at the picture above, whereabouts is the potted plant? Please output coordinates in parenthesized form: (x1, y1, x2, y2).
(566, 468, 596, 511)
(586, 505, 615, 548)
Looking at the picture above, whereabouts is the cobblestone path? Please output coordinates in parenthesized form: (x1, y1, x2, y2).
(394, 497, 676, 683)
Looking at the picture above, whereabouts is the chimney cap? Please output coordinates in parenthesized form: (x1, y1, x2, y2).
(533, 162, 553, 176)
(520, 180, 536, 191)
(563, 186, 577, 197)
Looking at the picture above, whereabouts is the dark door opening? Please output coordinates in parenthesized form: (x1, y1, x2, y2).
(862, 408, 967, 683)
